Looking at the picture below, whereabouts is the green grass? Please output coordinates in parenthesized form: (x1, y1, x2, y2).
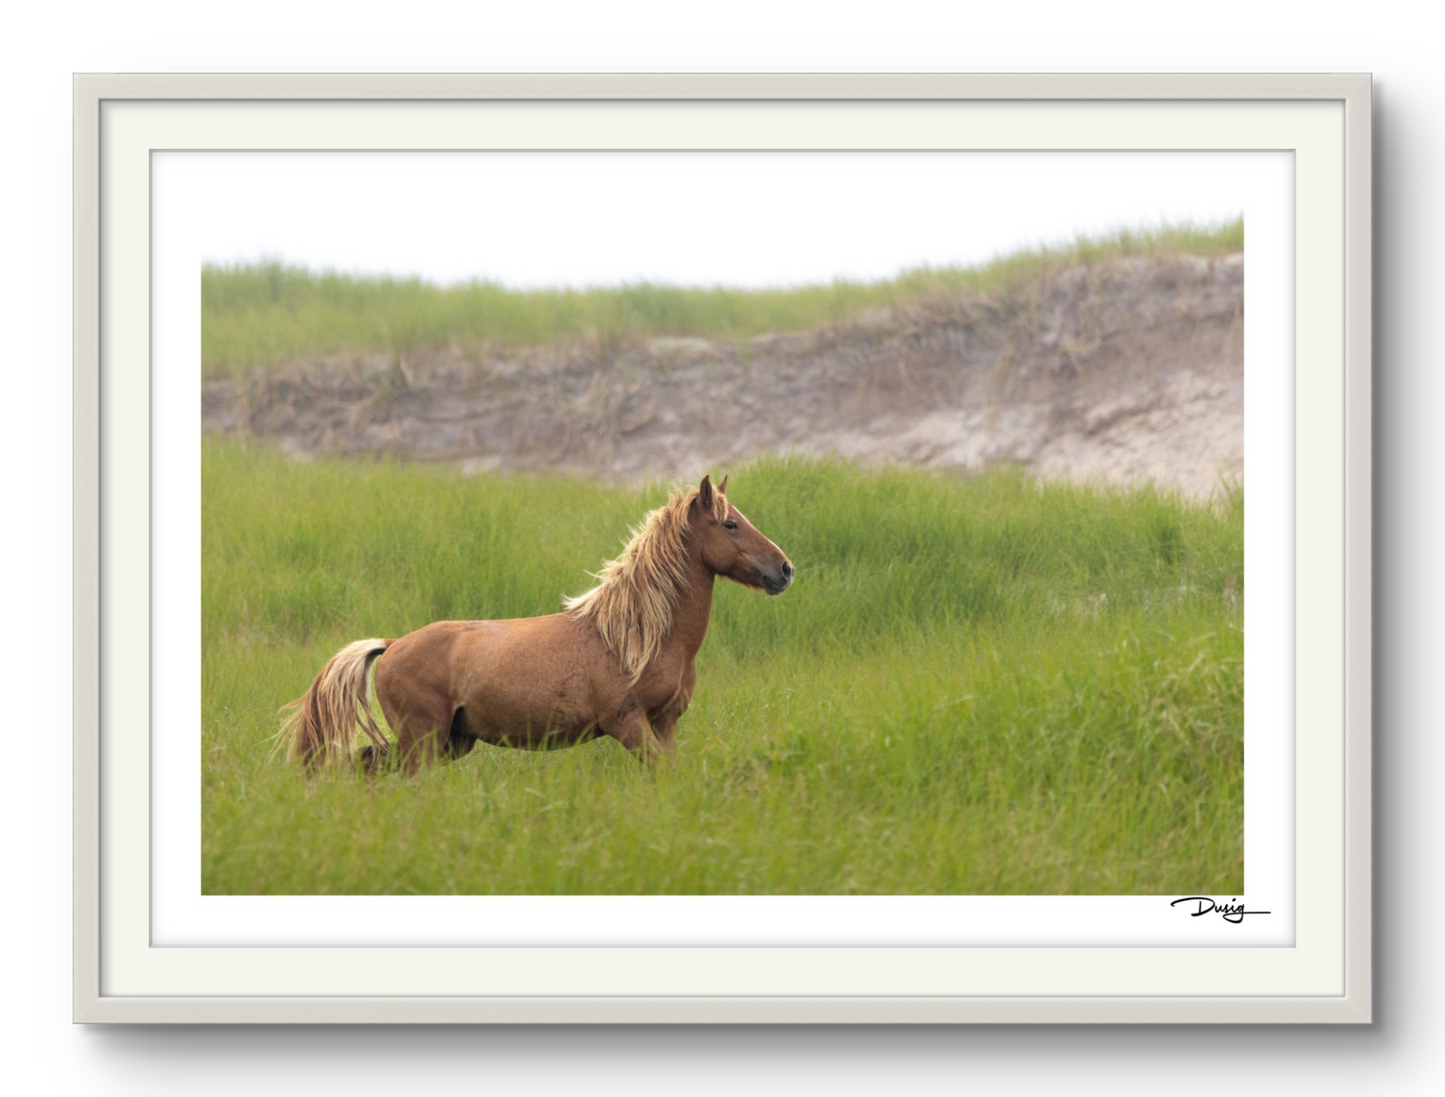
(203, 440, 1244, 895)
(202, 219, 1243, 377)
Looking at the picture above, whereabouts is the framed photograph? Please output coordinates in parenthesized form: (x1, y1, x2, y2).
(74, 73, 1372, 1023)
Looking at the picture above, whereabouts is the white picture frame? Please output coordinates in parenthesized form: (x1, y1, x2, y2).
(73, 73, 1372, 1023)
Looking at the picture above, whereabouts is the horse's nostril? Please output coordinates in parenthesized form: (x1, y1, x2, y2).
(781, 562, 794, 580)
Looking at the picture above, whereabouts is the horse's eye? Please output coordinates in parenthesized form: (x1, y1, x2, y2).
(723, 521, 738, 531)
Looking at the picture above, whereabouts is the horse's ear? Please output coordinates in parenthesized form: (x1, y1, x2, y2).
(718, 474, 728, 496)
(697, 474, 714, 509)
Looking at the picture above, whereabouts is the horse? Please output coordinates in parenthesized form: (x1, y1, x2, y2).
(276, 474, 794, 773)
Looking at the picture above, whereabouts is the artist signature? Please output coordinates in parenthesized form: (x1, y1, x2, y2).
(1170, 897, 1271, 924)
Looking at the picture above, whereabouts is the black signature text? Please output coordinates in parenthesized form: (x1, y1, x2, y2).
(1170, 897, 1271, 924)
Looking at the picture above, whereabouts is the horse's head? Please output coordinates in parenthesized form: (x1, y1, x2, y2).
(689, 474, 794, 595)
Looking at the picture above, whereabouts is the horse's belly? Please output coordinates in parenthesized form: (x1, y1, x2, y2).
(460, 680, 599, 749)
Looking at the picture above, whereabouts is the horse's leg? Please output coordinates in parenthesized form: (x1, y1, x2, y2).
(601, 709, 666, 767)
(650, 669, 692, 758)
(358, 741, 392, 776)
(378, 691, 455, 775)
(400, 708, 480, 769)
(390, 720, 436, 773)
(652, 714, 680, 757)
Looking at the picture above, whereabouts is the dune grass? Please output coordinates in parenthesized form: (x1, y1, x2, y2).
(201, 219, 1243, 377)
(202, 440, 1243, 895)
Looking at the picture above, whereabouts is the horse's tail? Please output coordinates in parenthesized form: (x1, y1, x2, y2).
(274, 638, 391, 768)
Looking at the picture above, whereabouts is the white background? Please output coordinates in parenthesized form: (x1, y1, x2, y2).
(185, 150, 1250, 286)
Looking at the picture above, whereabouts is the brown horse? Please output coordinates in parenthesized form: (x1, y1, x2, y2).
(277, 474, 793, 772)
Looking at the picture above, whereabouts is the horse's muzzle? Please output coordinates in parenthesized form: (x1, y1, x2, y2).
(762, 560, 794, 595)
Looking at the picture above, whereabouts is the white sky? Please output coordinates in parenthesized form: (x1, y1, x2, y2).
(176, 150, 1249, 289)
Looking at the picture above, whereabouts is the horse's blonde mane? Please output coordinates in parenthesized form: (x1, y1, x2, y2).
(564, 484, 727, 683)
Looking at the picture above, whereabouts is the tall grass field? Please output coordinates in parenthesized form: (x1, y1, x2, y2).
(203, 440, 1243, 895)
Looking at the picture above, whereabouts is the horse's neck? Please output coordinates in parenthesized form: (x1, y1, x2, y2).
(665, 554, 716, 662)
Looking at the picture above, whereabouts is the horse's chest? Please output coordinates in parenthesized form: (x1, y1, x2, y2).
(636, 658, 696, 719)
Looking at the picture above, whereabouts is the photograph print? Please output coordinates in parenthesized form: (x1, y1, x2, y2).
(194, 150, 1253, 901)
